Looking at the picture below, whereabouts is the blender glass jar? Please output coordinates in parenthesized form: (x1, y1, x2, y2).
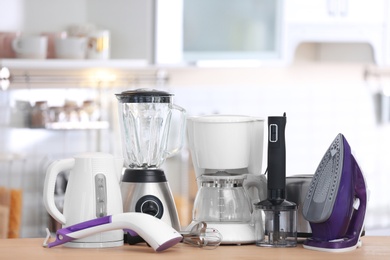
(116, 89, 186, 169)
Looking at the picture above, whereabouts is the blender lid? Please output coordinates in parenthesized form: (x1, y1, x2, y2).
(115, 89, 173, 103)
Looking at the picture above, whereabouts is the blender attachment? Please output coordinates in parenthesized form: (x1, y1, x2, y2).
(181, 221, 223, 249)
(255, 113, 297, 247)
(302, 133, 367, 252)
(115, 89, 186, 234)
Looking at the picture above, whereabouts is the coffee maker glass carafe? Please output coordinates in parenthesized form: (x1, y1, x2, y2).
(193, 174, 253, 223)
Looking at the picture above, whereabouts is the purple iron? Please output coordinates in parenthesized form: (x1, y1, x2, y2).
(302, 133, 367, 252)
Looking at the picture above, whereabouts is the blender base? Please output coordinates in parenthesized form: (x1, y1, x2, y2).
(121, 169, 180, 231)
(186, 221, 256, 245)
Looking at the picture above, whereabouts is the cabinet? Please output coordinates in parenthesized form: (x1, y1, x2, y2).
(283, 0, 388, 64)
(155, 0, 283, 65)
(284, 0, 385, 25)
(2, 0, 387, 66)
(0, 0, 154, 62)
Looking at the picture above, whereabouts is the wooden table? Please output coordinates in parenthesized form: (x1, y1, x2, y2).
(1, 236, 389, 260)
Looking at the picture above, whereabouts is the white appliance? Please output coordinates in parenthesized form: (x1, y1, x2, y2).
(186, 115, 267, 244)
(43, 152, 124, 248)
(115, 89, 186, 234)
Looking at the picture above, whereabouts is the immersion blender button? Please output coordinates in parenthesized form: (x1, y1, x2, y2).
(269, 124, 278, 142)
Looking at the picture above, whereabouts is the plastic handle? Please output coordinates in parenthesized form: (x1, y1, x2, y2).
(267, 113, 287, 201)
(43, 158, 75, 225)
(244, 174, 268, 206)
(165, 104, 186, 158)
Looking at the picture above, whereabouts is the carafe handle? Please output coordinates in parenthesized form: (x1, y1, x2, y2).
(43, 158, 75, 225)
(166, 104, 186, 158)
(244, 174, 267, 208)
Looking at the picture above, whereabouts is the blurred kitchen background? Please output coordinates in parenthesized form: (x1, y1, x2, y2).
(1, 0, 390, 238)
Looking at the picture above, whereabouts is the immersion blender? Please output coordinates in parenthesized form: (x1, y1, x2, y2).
(255, 113, 297, 247)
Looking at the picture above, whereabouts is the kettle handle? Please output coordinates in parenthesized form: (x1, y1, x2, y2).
(165, 104, 186, 158)
(244, 174, 267, 206)
(43, 158, 75, 225)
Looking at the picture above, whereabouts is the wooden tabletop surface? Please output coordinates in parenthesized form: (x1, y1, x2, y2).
(1, 236, 389, 260)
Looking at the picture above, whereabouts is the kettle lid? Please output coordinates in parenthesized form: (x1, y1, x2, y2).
(115, 88, 173, 103)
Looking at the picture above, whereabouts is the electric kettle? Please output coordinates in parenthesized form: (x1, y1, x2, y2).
(43, 152, 124, 248)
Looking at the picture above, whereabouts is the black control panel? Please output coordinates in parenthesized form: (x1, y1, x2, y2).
(135, 195, 164, 219)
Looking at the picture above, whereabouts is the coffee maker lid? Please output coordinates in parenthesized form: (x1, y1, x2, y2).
(116, 88, 173, 103)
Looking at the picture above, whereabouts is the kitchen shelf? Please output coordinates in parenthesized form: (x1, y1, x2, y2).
(44, 121, 109, 130)
(4, 121, 110, 130)
(0, 59, 149, 70)
(0, 59, 170, 90)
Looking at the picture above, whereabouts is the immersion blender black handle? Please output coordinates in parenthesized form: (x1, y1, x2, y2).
(267, 112, 287, 202)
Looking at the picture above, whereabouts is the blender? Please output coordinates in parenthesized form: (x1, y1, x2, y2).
(255, 113, 297, 247)
(186, 115, 267, 244)
(115, 89, 186, 236)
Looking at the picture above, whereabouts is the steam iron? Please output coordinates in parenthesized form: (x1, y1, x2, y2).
(302, 133, 367, 252)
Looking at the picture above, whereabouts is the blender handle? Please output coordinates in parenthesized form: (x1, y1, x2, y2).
(43, 158, 75, 225)
(166, 104, 186, 158)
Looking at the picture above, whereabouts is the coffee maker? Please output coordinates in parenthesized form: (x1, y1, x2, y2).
(186, 115, 267, 244)
(115, 89, 186, 233)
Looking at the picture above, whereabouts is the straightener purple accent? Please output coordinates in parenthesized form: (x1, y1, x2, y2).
(67, 216, 112, 232)
(47, 216, 112, 248)
(123, 229, 138, 236)
(47, 229, 73, 248)
(156, 236, 183, 252)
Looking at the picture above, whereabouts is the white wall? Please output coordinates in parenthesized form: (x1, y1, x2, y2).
(166, 63, 390, 233)
(2, 63, 389, 236)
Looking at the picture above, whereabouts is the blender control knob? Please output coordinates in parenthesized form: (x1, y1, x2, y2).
(142, 201, 159, 215)
(135, 195, 164, 219)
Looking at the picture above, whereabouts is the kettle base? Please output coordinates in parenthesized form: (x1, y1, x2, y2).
(64, 240, 123, 248)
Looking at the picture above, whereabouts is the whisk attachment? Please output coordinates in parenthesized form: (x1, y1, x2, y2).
(181, 222, 222, 249)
